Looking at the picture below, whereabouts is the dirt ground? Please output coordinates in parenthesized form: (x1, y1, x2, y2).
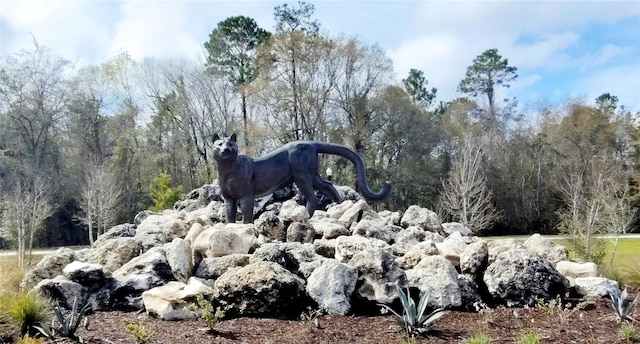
(3, 296, 636, 344)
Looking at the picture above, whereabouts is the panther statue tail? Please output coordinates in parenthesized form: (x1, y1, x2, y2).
(316, 143, 391, 200)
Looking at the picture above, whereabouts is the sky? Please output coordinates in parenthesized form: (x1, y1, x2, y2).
(1, 0, 639, 113)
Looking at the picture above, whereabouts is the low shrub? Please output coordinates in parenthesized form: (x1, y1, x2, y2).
(461, 333, 491, 344)
(517, 331, 542, 344)
(619, 323, 636, 341)
(3, 292, 50, 336)
(125, 321, 152, 344)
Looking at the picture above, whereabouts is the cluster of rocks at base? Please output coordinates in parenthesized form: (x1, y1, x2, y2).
(22, 183, 620, 321)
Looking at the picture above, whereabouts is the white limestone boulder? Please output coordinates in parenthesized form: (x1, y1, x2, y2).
(400, 205, 442, 232)
(142, 278, 214, 320)
(406, 255, 461, 309)
(306, 259, 358, 315)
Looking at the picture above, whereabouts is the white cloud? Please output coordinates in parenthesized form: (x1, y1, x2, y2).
(0, 0, 638, 111)
(109, 2, 202, 61)
(1, 0, 115, 64)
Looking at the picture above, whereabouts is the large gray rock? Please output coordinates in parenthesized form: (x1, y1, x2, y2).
(483, 248, 569, 307)
(279, 200, 310, 223)
(165, 238, 193, 283)
(351, 219, 397, 244)
(21, 247, 75, 290)
(556, 261, 598, 279)
(436, 232, 467, 267)
(142, 278, 214, 320)
(93, 223, 137, 246)
(523, 234, 568, 265)
(34, 275, 88, 309)
(326, 200, 355, 219)
(91, 237, 143, 272)
(250, 242, 322, 278)
(192, 223, 256, 258)
(338, 200, 383, 228)
(286, 222, 315, 243)
(334, 235, 389, 263)
(62, 261, 111, 288)
(574, 277, 619, 297)
(195, 254, 251, 280)
(394, 226, 427, 246)
(313, 238, 337, 258)
(306, 259, 358, 315)
(254, 211, 286, 242)
(458, 274, 482, 310)
(347, 248, 407, 304)
(174, 183, 223, 212)
(184, 222, 207, 245)
(406, 255, 461, 309)
(441, 222, 472, 236)
(487, 238, 521, 264)
(400, 205, 442, 232)
(378, 210, 402, 226)
(111, 247, 174, 309)
(460, 240, 489, 278)
(312, 218, 350, 239)
(396, 241, 439, 270)
(213, 261, 307, 317)
(135, 211, 191, 251)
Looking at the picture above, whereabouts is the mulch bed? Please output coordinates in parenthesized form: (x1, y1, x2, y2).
(3, 296, 635, 343)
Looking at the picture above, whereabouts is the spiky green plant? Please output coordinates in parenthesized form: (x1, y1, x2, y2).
(610, 287, 640, 322)
(380, 283, 449, 337)
(36, 298, 91, 342)
(4, 292, 50, 336)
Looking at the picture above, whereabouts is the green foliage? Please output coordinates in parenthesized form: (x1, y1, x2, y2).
(149, 173, 183, 212)
(402, 68, 437, 109)
(461, 333, 491, 344)
(125, 321, 152, 344)
(609, 287, 640, 322)
(457, 48, 518, 109)
(204, 15, 271, 87)
(380, 283, 448, 337)
(517, 331, 542, 344)
(3, 292, 50, 336)
(619, 323, 637, 341)
(190, 294, 225, 331)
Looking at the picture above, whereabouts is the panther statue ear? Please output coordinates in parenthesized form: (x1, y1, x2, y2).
(213, 133, 220, 142)
(230, 133, 237, 142)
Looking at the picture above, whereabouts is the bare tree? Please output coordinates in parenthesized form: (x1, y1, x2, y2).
(439, 133, 500, 233)
(558, 154, 635, 265)
(77, 161, 122, 244)
(0, 176, 52, 266)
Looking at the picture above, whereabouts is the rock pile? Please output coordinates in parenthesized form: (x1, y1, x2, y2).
(22, 184, 618, 321)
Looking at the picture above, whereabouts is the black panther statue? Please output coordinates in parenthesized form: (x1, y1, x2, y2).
(212, 133, 391, 223)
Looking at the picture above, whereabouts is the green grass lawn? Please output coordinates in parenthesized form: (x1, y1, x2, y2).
(554, 236, 640, 288)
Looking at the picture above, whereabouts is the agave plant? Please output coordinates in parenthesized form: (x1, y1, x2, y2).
(380, 283, 449, 336)
(35, 298, 91, 342)
(610, 287, 640, 322)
